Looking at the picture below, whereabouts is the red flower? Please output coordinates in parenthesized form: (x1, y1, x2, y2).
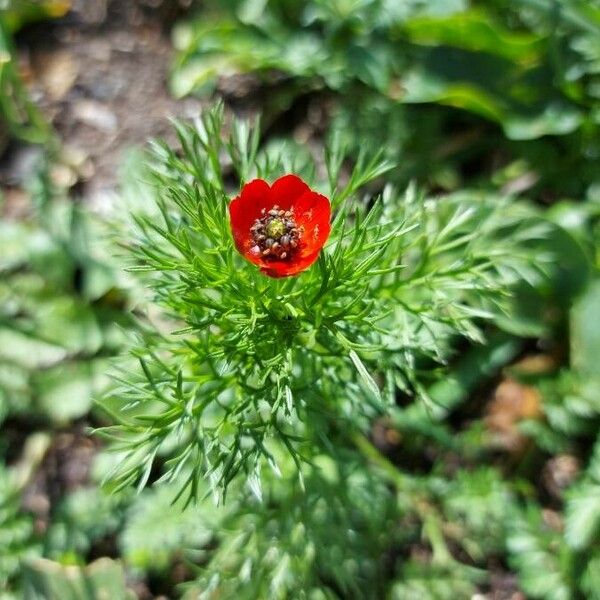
(229, 174, 331, 278)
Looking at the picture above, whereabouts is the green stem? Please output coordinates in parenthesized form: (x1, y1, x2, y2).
(351, 431, 410, 489)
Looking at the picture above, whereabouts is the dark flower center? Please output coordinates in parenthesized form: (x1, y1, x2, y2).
(250, 205, 301, 260)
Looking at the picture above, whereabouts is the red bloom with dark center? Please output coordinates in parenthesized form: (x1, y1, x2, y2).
(229, 174, 331, 278)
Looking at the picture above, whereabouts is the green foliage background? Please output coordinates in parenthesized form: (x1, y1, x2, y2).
(1, 1, 600, 599)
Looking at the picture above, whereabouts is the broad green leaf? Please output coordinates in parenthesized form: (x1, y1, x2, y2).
(399, 47, 583, 139)
(571, 279, 600, 379)
(34, 360, 109, 422)
(404, 11, 543, 63)
(34, 298, 103, 355)
(503, 101, 583, 140)
(400, 67, 506, 123)
(565, 480, 600, 550)
(0, 328, 66, 371)
(346, 43, 391, 92)
(21, 557, 134, 600)
(0, 222, 32, 271)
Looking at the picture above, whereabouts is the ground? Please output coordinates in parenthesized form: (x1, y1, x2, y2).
(12, 0, 200, 201)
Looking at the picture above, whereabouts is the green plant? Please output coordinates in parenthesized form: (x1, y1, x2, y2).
(21, 557, 134, 600)
(0, 161, 132, 425)
(85, 103, 600, 598)
(0, 3, 599, 596)
(0, 17, 53, 145)
(171, 0, 600, 197)
(99, 104, 549, 502)
(0, 465, 38, 591)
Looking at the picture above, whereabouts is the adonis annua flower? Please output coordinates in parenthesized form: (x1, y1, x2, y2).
(229, 174, 331, 277)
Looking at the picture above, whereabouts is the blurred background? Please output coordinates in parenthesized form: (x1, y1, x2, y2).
(1, 1, 600, 598)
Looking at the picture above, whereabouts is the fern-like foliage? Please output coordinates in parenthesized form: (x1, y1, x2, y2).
(97, 103, 550, 503)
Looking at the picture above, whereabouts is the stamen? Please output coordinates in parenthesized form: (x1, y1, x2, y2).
(250, 205, 302, 261)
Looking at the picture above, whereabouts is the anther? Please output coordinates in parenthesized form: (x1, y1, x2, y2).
(250, 205, 300, 261)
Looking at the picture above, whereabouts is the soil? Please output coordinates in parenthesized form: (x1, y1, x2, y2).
(20, 426, 100, 535)
(14, 0, 201, 203)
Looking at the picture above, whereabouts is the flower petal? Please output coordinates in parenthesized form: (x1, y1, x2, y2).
(229, 178, 271, 254)
(260, 252, 318, 278)
(271, 174, 311, 209)
(295, 191, 331, 256)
